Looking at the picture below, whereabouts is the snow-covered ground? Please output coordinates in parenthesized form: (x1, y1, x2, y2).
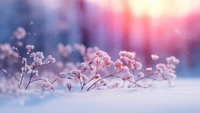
(1, 78, 200, 113)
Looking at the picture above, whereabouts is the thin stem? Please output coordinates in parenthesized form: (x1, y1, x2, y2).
(24, 63, 51, 90)
(114, 75, 148, 88)
(30, 78, 44, 83)
(0, 68, 14, 85)
(89, 82, 104, 91)
(18, 72, 24, 88)
(81, 64, 105, 91)
(122, 80, 126, 88)
(25, 66, 36, 90)
(87, 71, 119, 91)
(25, 74, 34, 90)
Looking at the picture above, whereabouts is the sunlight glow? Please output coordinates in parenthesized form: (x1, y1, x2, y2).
(129, 0, 165, 17)
(86, 0, 200, 18)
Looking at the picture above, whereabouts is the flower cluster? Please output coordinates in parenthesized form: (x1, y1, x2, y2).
(119, 51, 142, 70)
(0, 44, 56, 92)
(155, 56, 180, 82)
(0, 35, 180, 94)
(151, 54, 159, 60)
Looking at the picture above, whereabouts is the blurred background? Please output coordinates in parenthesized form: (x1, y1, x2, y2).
(0, 0, 200, 77)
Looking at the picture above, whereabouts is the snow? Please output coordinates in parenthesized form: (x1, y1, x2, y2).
(1, 78, 200, 113)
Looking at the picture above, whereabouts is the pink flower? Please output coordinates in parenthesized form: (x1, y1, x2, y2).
(119, 51, 136, 60)
(59, 72, 68, 78)
(156, 63, 166, 70)
(120, 66, 129, 72)
(30, 52, 36, 59)
(26, 45, 34, 54)
(35, 52, 44, 59)
(81, 74, 88, 83)
(22, 58, 27, 64)
(32, 57, 43, 67)
(162, 71, 177, 80)
(71, 70, 81, 79)
(78, 63, 87, 71)
(13, 27, 26, 39)
(45, 55, 56, 64)
(131, 62, 142, 70)
(21, 65, 31, 74)
(96, 50, 104, 58)
(166, 56, 180, 64)
(151, 54, 159, 60)
(66, 83, 72, 91)
(94, 74, 101, 79)
(103, 56, 112, 66)
(114, 59, 123, 68)
(121, 72, 133, 81)
(146, 67, 152, 73)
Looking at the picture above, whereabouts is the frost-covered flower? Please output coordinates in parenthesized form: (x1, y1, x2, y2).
(166, 56, 180, 64)
(32, 57, 43, 67)
(59, 72, 68, 78)
(114, 59, 123, 69)
(121, 72, 133, 81)
(156, 63, 166, 70)
(131, 61, 142, 70)
(161, 71, 177, 80)
(119, 51, 136, 60)
(94, 74, 101, 79)
(35, 52, 44, 59)
(151, 54, 159, 60)
(66, 83, 72, 91)
(13, 27, 26, 39)
(96, 50, 105, 58)
(120, 66, 129, 72)
(78, 63, 87, 71)
(22, 58, 27, 64)
(71, 70, 81, 79)
(30, 52, 44, 60)
(146, 67, 152, 73)
(41, 77, 54, 91)
(30, 52, 36, 59)
(103, 55, 112, 66)
(21, 65, 31, 73)
(26, 45, 34, 54)
(81, 74, 88, 83)
(45, 55, 56, 64)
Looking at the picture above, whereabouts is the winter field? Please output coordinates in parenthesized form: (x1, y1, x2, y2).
(1, 1, 200, 113)
(1, 78, 200, 113)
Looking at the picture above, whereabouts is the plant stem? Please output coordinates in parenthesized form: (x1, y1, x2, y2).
(0, 68, 14, 85)
(87, 71, 119, 91)
(25, 74, 34, 90)
(81, 65, 105, 91)
(18, 72, 24, 88)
